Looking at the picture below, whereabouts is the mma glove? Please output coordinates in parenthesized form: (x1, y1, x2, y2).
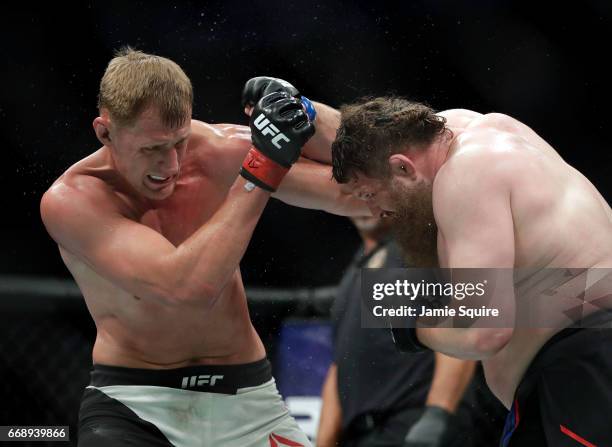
(242, 76, 316, 122)
(403, 405, 462, 447)
(240, 91, 315, 192)
(242, 76, 299, 106)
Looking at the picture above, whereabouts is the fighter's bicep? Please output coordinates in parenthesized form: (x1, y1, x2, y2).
(42, 187, 176, 298)
(441, 209, 515, 268)
(83, 214, 175, 279)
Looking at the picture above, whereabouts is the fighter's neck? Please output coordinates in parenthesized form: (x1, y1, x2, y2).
(100, 146, 156, 209)
(419, 132, 455, 180)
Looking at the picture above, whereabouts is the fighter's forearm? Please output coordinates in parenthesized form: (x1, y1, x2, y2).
(272, 101, 367, 216)
(426, 353, 476, 413)
(417, 327, 514, 360)
(167, 177, 269, 305)
(301, 101, 340, 164)
(317, 364, 342, 447)
(415, 270, 515, 359)
(274, 157, 370, 216)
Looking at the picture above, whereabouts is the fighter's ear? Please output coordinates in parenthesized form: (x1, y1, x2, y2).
(93, 116, 113, 147)
(389, 154, 416, 179)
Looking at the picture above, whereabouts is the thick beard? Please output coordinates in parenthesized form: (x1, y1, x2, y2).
(352, 216, 395, 241)
(389, 179, 439, 268)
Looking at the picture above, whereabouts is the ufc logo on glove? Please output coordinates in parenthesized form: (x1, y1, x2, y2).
(253, 113, 291, 148)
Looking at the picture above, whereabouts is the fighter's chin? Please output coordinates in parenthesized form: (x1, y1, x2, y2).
(141, 181, 176, 200)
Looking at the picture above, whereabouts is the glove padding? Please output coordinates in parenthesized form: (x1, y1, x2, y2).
(241, 76, 300, 109)
(403, 406, 462, 447)
(240, 91, 315, 192)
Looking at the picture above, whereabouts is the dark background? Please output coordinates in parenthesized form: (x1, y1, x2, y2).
(0, 1, 610, 443)
(2, 0, 611, 287)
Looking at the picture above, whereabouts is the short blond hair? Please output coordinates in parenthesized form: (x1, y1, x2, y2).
(98, 47, 193, 128)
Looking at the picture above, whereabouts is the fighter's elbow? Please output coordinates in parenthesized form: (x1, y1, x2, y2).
(148, 255, 222, 307)
(467, 328, 514, 358)
(162, 279, 220, 308)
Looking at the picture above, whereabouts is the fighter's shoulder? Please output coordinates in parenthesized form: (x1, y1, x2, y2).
(440, 109, 522, 139)
(434, 143, 515, 206)
(41, 168, 117, 233)
(437, 108, 483, 126)
(460, 112, 524, 137)
(189, 119, 251, 155)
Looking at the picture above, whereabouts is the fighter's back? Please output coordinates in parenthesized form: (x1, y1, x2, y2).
(439, 110, 612, 270)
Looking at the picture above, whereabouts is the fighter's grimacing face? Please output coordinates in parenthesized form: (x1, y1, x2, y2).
(108, 107, 191, 200)
(347, 167, 437, 266)
(345, 173, 394, 218)
(347, 168, 428, 218)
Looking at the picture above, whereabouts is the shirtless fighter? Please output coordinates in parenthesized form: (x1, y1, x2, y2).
(326, 96, 612, 446)
(40, 49, 362, 447)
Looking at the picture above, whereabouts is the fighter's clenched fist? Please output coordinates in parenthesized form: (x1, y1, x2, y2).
(241, 76, 300, 109)
(240, 91, 315, 192)
(242, 76, 317, 123)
